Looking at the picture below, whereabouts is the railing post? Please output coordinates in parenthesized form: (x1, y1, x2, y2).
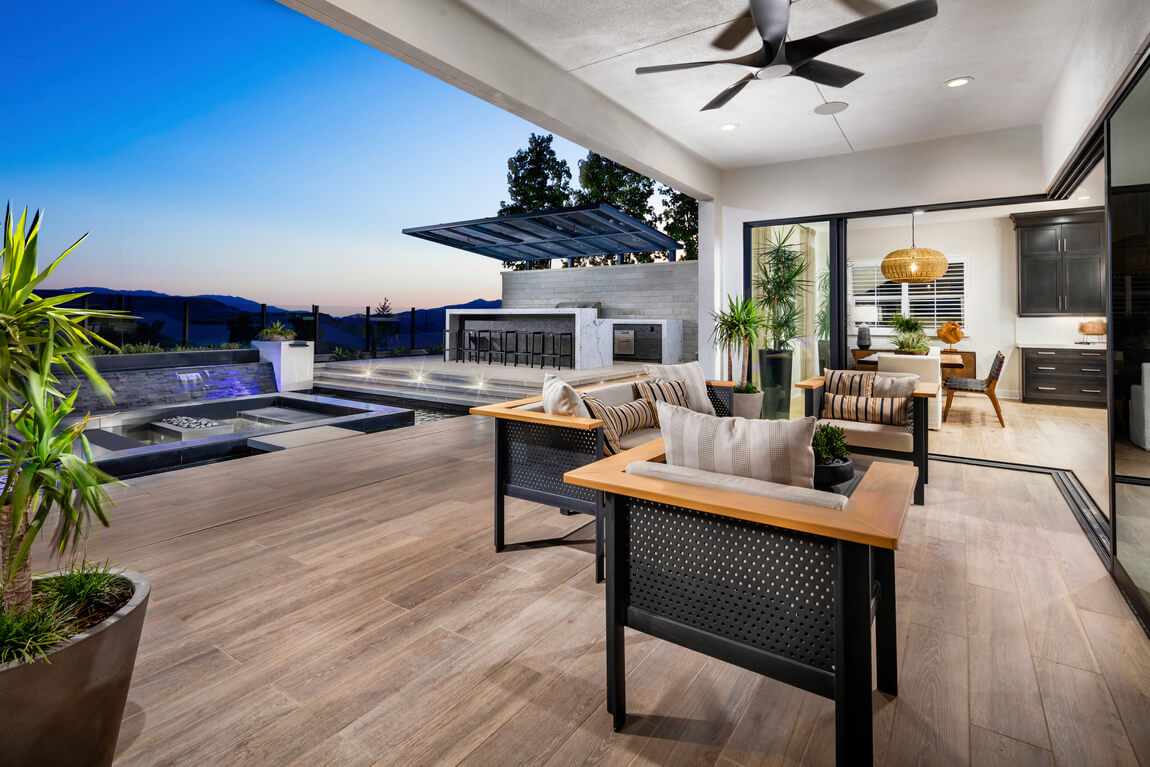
(410, 307, 416, 350)
(311, 304, 320, 345)
(260, 303, 267, 331)
(364, 306, 372, 355)
(182, 300, 190, 346)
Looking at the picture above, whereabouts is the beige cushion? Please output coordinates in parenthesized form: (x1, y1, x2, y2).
(635, 379, 690, 424)
(625, 461, 848, 511)
(541, 374, 589, 418)
(658, 402, 816, 488)
(617, 427, 662, 450)
(644, 361, 714, 415)
(821, 418, 913, 452)
(825, 369, 875, 396)
(822, 393, 908, 426)
(580, 381, 638, 406)
(582, 395, 655, 454)
(872, 371, 918, 426)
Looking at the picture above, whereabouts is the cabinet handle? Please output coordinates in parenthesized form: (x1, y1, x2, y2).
(1038, 386, 1058, 391)
(1081, 368, 1101, 372)
(1037, 351, 1056, 355)
(1081, 352, 1101, 357)
(1037, 366, 1057, 370)
(1064, 238, 1068, 251)
(1082, 389, 1102, 393)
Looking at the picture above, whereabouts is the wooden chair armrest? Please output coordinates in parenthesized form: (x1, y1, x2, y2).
(470, 403, 602, 430)
(913, 382, 940, 398)
(796, 377, 825, 390)
(707, 380, 736, 388)
(565, 440, 916, 549)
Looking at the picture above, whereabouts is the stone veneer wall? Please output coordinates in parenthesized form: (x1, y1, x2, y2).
(501, 261, 700, 359)
(65, 362, 277, 414)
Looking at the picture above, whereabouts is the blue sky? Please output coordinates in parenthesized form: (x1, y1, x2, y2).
(3, 0, 589, 310)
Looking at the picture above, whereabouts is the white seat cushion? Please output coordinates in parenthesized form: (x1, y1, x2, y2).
(625, 461, 848, 510)
(617, 427, 662, 450)
(542, 373, 589, 418)
(820, 418, 913, 453)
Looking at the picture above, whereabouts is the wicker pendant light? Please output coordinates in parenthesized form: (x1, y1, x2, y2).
(881, 214, 948, 283)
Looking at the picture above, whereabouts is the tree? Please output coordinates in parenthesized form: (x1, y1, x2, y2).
(659, 186, 699, 261)
(575, 152, 658, 264)
(375, 298, 392, 317)
(499, 133, 573, 216)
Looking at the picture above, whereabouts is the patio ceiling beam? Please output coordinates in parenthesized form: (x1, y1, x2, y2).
(277, 0, 720, 200)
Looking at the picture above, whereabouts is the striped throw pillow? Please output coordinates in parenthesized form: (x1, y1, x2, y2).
(635, 379, 690, 423)
(822, 394, 908, 426)
(824, 369, 875, 397)
(581, 395, 655, 455)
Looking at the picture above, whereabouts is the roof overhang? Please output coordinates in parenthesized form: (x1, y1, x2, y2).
(403, 204, 681, 261)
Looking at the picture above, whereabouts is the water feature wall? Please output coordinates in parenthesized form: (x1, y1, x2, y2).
(64, 362, 278, 414)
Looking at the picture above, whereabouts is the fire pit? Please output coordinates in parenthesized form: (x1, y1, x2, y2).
(150, 416, 235, 441)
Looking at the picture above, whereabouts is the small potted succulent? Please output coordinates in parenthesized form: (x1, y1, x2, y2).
(891, 313, 930, 355)
(712, 295, 766, 419)
(258, 321, 297, 342)
(812, 423, 854, 489)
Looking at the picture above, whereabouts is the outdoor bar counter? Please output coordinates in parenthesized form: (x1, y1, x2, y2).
(444, 307, 682, 369)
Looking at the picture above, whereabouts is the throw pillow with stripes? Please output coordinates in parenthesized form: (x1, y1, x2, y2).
(581, 395, 655, 454)
(635, 379, 690, 423)
(824, 369, 875, 397)
(822, 394, 908, 426)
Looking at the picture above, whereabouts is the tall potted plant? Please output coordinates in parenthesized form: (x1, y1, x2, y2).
(754, 226, 809, 419)
(712, 295, 766, 419)
(0, 206, 148, 767)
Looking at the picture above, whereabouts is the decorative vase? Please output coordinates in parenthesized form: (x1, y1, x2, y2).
(814, 458, 855, 490)
(732, 391, 764, 420)
(857, 324, 872, 350)
(758, 349, 793, 420)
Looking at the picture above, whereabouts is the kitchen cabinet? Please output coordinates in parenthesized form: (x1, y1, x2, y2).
(1012, 208, 1105, 316)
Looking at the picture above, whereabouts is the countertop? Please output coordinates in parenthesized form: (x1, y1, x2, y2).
(1019, 343, 1108, 350)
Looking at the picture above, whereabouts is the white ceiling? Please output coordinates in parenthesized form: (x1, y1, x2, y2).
(458, 0, 1092, 169)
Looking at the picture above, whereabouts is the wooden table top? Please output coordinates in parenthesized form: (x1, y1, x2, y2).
(853, 349, 965, 369)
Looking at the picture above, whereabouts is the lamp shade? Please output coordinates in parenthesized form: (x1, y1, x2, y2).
(851, 305, 879, 324)
(881, 247, 948, 283)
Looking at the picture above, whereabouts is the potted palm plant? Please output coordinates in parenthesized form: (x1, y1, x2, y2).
(712, 295, 766, 419)
(754, 226, 809, 419)
(0, 206, 147, 767)
(891, 313, 930, 354)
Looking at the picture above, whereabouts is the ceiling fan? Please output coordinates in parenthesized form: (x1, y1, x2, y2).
(635, 0, 939, 111)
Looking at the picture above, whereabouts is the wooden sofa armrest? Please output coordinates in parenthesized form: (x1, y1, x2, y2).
(707, 380, 736, 388)
(796, 377, 825, 390)
(470, 402, 602, 430)
(913, 381, 939, 398)
(565, 439, 916, 550)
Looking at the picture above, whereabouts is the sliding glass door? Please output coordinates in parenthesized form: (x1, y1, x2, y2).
(1107, 64, 1150, 624)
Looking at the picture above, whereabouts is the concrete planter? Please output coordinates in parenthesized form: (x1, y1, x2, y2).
(0, 570, 150, 767)
(732, 391, 764, 419)
(252, 340, 314, 391)
(84, 348, 259, 373)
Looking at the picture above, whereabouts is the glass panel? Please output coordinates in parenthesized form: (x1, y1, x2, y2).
(1109, 64, 1150, 615)
(749, 222, 830, 419)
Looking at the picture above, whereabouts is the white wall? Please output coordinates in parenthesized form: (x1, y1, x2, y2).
(1042, 0, 1150, 186)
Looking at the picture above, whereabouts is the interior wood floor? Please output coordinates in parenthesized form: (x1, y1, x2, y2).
(930, 397, 1111, 516)
(32, 416, 1150, 766)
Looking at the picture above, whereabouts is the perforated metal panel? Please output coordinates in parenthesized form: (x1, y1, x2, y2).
(708, 386, 733, 418)
(626, 500, 837, 671)
(504, 420, 600, 504)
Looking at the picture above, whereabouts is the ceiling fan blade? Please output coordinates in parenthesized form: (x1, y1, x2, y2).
(749, 0, 792, 61)
(786, 0, 938, 65)
(635, 51, 764, 75)
(791, 59, 864, 88)
(712, 10, 756, 50)
(701, 73, 756, 111)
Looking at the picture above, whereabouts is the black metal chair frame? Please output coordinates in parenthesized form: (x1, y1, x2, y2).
(475, 382, 735, 582)
(802, 382, 930, 505)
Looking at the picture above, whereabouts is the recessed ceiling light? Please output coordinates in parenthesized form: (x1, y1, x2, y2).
(719, 123, 739, 132)
(945, 76, 974, 88)
(814, 101, 848, 115)
(912, 209, 926, 215)
(1077, 195, 1092, 200)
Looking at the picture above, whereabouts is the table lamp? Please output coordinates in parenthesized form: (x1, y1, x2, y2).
(853, 305, 879, 350)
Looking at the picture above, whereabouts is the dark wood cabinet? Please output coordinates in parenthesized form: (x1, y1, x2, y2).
(1021, 346, 1107, 407)
(1012, 208, 1105, 316)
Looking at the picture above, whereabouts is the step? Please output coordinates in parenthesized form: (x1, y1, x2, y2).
(248, 426, 363, 453)
(311, 378, 514, 408)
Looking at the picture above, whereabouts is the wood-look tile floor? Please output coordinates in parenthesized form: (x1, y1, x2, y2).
(34, 416, 1150, 766)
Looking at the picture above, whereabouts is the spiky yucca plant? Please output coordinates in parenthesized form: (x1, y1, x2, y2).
(0, 205, 124, 613)
(753, 226, 810, 351)
(712, 295, 765, 388)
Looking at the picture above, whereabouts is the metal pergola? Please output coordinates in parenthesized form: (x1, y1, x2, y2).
(402, 203, 681, 264)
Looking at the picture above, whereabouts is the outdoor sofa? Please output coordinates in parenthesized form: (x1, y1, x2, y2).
(564, 438, 918, 766)
(797, 372, 938, 504)
(470, 376, 734, 581)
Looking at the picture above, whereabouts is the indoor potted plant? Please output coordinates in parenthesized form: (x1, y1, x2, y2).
(812, 422, 854, 489)
(0, 206, 147, 767)
(891, 313, 931, 354)
(258, 320, 297, 342)
(754, 225, 809, 419)
(712, 295, 766, 419)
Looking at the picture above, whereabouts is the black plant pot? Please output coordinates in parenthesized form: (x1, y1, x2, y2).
(814, 458, 855, 490)
(0, 570, 150, 767)
(758, 349, 793, 419)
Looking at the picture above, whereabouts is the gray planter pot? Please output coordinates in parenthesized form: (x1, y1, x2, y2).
(0, 570, 151, 767)
(732, 391, 764, 419)
(758, 349, 793, 419)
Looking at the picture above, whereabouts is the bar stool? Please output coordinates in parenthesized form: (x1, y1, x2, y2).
(557, 332, 574, 369)
(529, 331, 545, 368)
(506, 331, 532, 367)
(538, 333, 562, 369)
(487, 330, 508, 365)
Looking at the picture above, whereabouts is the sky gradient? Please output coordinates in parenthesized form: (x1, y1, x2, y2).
(3, 0, 590, 311)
